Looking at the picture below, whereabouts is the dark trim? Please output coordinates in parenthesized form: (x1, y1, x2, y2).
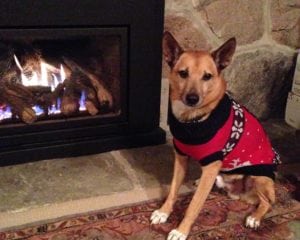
(0, 128, 166, 167)
(201, 152, 223, 166)
(221, 164, 277, 180)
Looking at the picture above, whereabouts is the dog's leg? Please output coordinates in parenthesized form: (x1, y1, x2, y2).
(245, 176, 275, 229)
(151, 152, 188, 224)
(167, 160, 222, 240)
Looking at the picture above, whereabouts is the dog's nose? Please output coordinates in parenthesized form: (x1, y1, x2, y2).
(185, 93, 199, 106)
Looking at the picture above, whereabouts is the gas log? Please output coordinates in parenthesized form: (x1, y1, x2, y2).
(0, 82, 37, 123)
(0, 43, 114, 124)
(62, 58, 113, 115)
(64, 69, 100, 116)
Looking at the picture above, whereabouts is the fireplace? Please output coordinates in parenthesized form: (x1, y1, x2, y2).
(0, 1, 166, 166)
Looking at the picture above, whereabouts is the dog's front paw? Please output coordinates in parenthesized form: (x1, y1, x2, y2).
(215, 175, 225, 188)
(167, 229, 187, 240)
(245, 215, 260, 229)
(150, 210, 169, 224)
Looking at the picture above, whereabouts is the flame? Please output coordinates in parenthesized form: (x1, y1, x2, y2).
(51, 74, 58, 91)
(13, 54, 65, 87)
(13, 54, 22, 70)
(79, 91, 86, 111)
(0, 55, 87, 122)
(40, 61, 49, 86)
(60, 64, 66, 82)
(12, 54, 68, 117)
(0, 106, 12, 121)
(33, 106, 44, 116)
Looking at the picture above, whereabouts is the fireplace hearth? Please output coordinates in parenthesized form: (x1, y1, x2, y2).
(0, 1, 165, 166)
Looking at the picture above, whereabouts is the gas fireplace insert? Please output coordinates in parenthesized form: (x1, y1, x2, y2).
(0, 1, 165, 166)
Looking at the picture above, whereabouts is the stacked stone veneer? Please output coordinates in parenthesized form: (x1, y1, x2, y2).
(160, 0, 300, 127)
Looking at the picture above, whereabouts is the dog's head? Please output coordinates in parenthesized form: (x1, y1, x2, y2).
(163, 31, 236, 122)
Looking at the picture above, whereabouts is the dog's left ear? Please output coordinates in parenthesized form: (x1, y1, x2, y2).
(211, 37, 236, 72)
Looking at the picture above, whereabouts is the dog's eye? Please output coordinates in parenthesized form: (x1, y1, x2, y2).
(178, 70, 189, 79)
(203, 72, 212, 81)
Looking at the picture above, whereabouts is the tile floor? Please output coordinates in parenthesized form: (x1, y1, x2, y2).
(0, 141, 201, 230)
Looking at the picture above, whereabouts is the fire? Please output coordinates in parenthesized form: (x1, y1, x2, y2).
(0, 106, 12, 121)
(13, 54, 66, 88)
(0, 55, 87, 122)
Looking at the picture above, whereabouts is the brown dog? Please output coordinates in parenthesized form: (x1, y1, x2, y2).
(150, 32, 280, 240)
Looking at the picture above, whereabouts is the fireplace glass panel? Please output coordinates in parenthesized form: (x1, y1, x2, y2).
(0, 28, 125, 124)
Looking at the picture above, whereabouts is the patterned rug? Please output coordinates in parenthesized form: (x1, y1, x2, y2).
(1, 181, 300, 240)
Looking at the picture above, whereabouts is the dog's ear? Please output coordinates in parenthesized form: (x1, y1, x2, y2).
(163, 31, 183, 68)
(211, 37, 236, 72)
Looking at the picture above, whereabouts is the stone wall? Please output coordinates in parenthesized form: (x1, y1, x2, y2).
(160, 0, 300, 128)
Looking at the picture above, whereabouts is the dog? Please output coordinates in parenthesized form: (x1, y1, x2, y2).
(150, 32, 281, 240)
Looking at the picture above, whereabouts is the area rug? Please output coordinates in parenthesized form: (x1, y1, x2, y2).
(1, 181, 300, 240)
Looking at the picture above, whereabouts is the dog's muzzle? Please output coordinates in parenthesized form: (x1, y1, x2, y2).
(185, 93, 200, 106)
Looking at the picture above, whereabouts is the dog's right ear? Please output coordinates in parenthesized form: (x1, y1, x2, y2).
(163, 31, 183, 68)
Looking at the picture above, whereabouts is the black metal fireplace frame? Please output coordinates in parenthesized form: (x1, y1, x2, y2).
(0, 0, 166, 166)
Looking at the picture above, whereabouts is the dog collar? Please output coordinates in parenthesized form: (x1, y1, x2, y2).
(168, 94, 232, 145)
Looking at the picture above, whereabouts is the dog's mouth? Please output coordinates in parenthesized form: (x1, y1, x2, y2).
(171, 98, 207, 123)
(184, 113, 207, 123)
